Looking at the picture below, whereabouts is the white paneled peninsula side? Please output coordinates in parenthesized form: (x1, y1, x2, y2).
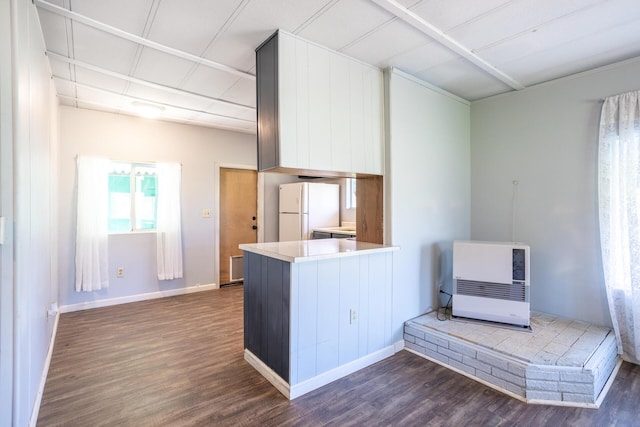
(240, 239, 399, 399)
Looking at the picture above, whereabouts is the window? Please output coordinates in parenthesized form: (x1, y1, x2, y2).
(108, 162, 157, 233)
(346, 178, 357, 209)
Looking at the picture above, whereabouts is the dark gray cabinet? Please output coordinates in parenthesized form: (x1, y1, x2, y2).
(256, 32, 279, 171)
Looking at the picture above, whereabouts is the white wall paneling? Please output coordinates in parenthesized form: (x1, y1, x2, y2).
(386, 68, 471, 341)
(289, 252, 394, 385)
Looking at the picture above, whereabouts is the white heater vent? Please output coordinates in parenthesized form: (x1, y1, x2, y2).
(452, 241, 531, 327)
(455, 280, 526, 302)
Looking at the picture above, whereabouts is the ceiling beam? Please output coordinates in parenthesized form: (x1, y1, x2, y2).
(368, 0, 525, 90)
(46, 51, 255, 112)
(35, 0, 255, 81)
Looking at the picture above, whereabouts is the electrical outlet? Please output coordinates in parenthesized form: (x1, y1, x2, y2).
(350, 309, 357, 324)
(117, 267, 124, 278)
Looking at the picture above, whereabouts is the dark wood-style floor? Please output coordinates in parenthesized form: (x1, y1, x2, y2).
(38, 286, 640, 426)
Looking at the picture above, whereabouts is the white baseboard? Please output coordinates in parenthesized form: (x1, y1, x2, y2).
(393, 339, 405, 352)
(244, 350, 291, 398)
(290, 344, 396, 399)
(29, 311, 59, 427)
(246, 344, 397, 400)
(59, 283, 217, 313)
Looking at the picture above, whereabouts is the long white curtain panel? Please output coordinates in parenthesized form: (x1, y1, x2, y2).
(156, 162, 183, 280)
(75, 155, 110, 291)
(598, 89, 640, 364)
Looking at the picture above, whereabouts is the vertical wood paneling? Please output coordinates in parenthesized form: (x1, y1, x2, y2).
(356, 175, 384, 244)
(289, 264, 299, 384)
(358, 255, 371, 358)
(370, 67, 383, 174)
(307, 44, 331, 171)
(316, 259, 340, 374)
(295, 39, 310, 169)
(282, 263, 291, 382)
(245, 250, 394, 387)
(384, 253, 394, 345)
(330, 53, 351, 172)
(349, 62, 365, 173)
(339, 257, 359, 365)
(256, 33, 279, 171)
(368, 253, 387, 352)
(296, 262, 318, 383)
(278, 31, 296, 168)
(266, 258, 285, 379)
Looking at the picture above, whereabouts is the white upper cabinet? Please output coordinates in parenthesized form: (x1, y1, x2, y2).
(256, 30, 383, 176)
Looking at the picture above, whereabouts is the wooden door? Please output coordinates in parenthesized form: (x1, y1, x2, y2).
(219, 168, 257, 285)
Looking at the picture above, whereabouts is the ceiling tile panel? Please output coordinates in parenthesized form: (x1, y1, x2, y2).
(502, 19, 640, 86)
(133, 47, 198, 88)
(48, 57, 72, 80)
(414, 57, 512, 100)
(410, 0, 515, 31)
(448, 0, 608, 51)
(70, 0, 156, 35)
(201, 0, 335, 71)
(71, 22, 139, 75)
(76, 85, 131, 108)
(478, 0, 640, 67)
(36, 8, 70, 56)
(52, 78, 77, 98)
(218, 78, 256, 108)
(74, 68, 129, 93)
(180, 64, 248, 100)
(297, 0, 394, 51)
(147, 0, 245, 55)
(385, 40, 458, 75)
(124, 82, 175, 105)
(341, 19, 431, 67)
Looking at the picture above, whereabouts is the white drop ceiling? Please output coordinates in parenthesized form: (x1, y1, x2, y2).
(35, 0, 640, 134)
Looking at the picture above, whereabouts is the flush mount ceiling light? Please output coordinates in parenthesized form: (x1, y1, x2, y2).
(130, 101, 166, 119)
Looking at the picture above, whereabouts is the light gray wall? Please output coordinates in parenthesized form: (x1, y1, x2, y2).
(2, 1, 59, 425)
(470, 57, 640, 327)
(386, 69, 471, 341)
(58, 107, 256, 307)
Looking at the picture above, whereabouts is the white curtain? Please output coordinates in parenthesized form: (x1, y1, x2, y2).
(75, 156, 110, 291)
(598, 89, 640, 364)
(156, 162, 183, 280)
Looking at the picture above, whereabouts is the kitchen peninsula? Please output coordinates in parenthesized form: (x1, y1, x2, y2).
(240, 238, 399, 399)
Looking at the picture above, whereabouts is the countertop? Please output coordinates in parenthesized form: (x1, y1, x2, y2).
(312, 226, 357, 235)
(239, 239, 399, 263)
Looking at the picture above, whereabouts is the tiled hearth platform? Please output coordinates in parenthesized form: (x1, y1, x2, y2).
(404, 311, 621, 407)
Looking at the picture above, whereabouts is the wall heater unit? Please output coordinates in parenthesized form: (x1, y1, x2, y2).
(452, 241, 530, 327)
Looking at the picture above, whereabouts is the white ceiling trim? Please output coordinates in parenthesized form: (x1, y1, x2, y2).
(58, 93, 256, 134)
(34, 0, 255, 81)
(368, 0, 525, 90)
(47, 51, 255, 112)
(53, 76, 256, 123)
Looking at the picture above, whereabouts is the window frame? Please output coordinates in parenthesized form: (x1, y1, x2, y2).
(108, 161, 158, 234)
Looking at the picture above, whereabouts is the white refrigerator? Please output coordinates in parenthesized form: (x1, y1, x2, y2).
(279, 182, 339, 241)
